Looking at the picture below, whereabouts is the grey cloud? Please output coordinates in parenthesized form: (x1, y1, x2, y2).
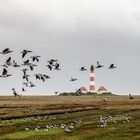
(0, 0, 140, 95)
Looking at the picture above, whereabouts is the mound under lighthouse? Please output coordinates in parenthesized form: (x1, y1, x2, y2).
(89, 65, 95, 92)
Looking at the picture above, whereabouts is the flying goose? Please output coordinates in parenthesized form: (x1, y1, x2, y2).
(21, 50, 32, 58)
(108, 64, 117, 69)
(79, 67, 87, 71)
(0, 48, 13, 54)
(95, 61, 104, 68)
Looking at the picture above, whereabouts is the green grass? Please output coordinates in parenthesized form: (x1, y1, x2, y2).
(0, 119, 27, 125)
(0, 110, 139, 140)
(0, 128, 64, 140)
(0, 96, 139, 140)
(91, 93, 117, 96)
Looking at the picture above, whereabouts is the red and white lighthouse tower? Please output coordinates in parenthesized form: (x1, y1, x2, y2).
(89, 65, 95, 92)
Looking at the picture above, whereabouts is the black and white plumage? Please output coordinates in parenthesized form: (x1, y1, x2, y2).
(47, 65, 53, 71)
(75, 88, 82, 95)
(43, 74, 50, 79)
(80, 67, 87, 71)
(34, 74, 41, 80)
(21, 50, 32, 58)
(31, 56, 40, 62)
(47, 59, 57, 65)
(2, 68, 8, 76)
(23, 82, 29, 87)
(108, 64, 117, 69)
(23, 74, 30, 82)
(6, 57, 11, 63)
(0, 68, 12, 78)
(103, 98, 107, 102)
(34, 74, 50, 82)
(12, 60, 20, 67)
(55, 63, 61, 70)
(29, 82, 36, 87)
(0, 48, 13, 54)
(5, 57, 12, 66)
(70, 77, 78, 81)
(21, 69, 29, 75)
(1, 64, 8, 68)
(47, 59, 61, 71)
(95, 61, 104, 68)
(40, 76, 45, 82)
(22, 87, 26, 92)
(129, 94, 134, 100)
(29, 64, 37, 71)
(12, 88, 21, 98)
(40, 74, 48, 82)
(22, 59, 31, 66)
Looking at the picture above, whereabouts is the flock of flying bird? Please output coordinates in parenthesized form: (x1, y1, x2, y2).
(0, 48, 117, 98)
(0, 48, 61, 98)
(70, 61, 117, 82)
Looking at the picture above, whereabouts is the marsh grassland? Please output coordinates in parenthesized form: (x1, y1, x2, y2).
(0, 96, 140, 140)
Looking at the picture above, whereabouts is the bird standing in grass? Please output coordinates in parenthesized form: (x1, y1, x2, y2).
(129, 94, 134, 100)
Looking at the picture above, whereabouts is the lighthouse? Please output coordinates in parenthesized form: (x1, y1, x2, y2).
(89, 65, 95, 92)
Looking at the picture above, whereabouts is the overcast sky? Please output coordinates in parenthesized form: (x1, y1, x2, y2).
(0, 0, 140, 95)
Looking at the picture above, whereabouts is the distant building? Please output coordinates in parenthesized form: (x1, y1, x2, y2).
(97, 85, 109, 94)
(79, 86, 88, 93)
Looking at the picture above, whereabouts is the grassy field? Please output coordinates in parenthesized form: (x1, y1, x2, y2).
(0, 95, 140, 140)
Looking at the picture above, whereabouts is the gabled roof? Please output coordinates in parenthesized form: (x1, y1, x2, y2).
(97, 86, 108, 92)
(80, 86, 88, 91)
